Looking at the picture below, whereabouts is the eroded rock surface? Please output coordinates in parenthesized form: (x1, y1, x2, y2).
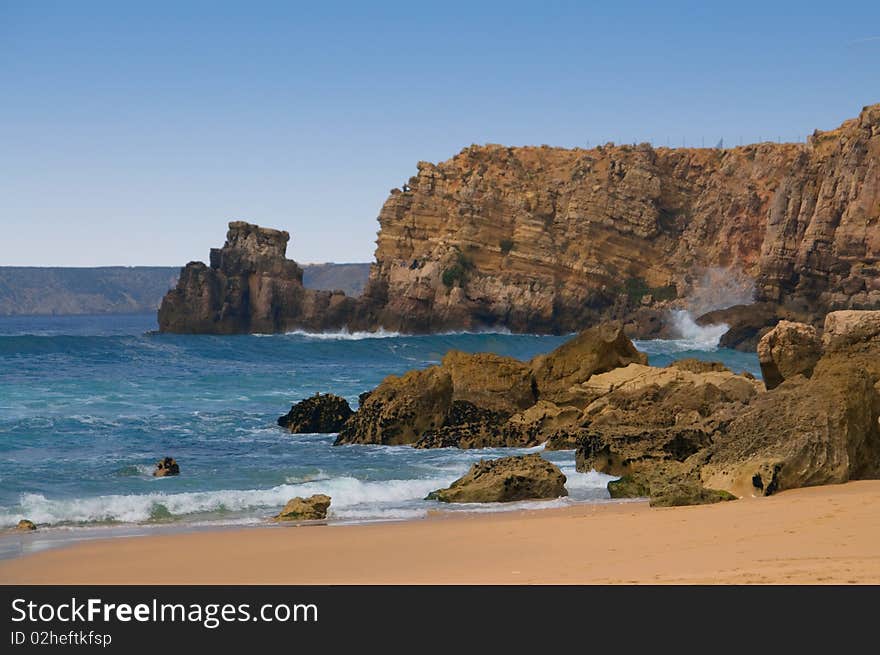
(426, 454, 567, 503)
(336, 325, 641, 447)
(364, 104, 880, 335)
(278, 393, 354, 433)
(273, 494, 331, 521)
(159, 221, 361, 334)
(575, 311, 880, 505)
(757, 320, 822, 389)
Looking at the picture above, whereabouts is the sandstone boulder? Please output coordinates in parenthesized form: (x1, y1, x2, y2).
(573, 363, 763, 505)
(530, 323, 647, 403)
(273, 494, 331, 521)
(700, 348, 880, 497)
(277, 393, 354, 433)
(607, 475, 650, 499)
(337, 325, 647, 447)
(336, 367, 453, 445)
(648, 483, 737, 507)
(505, 401, 584, 450)
(757, 320, 822, 389)
(822, 310, 880, 351)
(442, 350, 536, 414)
(667, 358, 731, 374)
(153, 457, 180, 477)
(16, 519, 36, 531)
(426, 454, 567, 503)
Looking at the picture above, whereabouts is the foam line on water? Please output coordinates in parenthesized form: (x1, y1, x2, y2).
(0, 476, 452, 527)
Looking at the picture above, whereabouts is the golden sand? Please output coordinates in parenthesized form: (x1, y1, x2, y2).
(2, 480, 879, 584)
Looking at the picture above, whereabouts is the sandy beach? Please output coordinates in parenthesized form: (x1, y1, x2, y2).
(2, 480, 879, 584)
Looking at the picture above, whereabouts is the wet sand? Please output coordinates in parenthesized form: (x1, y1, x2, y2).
(2, 480, 879, 584)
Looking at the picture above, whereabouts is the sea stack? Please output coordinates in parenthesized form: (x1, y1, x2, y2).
(158, 221, 361, 334)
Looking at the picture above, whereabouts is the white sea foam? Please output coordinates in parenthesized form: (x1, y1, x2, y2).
(559, 468, 615, 492)
(634, 309, 729, 353)
(268, 327, 517, 340)
(281, 328, 403, 340)
(0, 476, 452, 528)
(0, 464, 617, 528)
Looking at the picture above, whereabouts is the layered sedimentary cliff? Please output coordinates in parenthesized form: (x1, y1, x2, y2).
(160, 104, 879, 335)
(364, 103, 879, 333)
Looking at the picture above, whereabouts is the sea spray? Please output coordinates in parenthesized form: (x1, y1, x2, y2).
(667, 310, 729, 349)
(685, 267, 756, 316)
(656, 266, 755, 348)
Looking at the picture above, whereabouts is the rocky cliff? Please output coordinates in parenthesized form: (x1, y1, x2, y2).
(160, 104, 879, 335)
(362, 103, 879, 333)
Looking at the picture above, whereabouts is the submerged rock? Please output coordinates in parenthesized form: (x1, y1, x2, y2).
(273, 494, 331, 521)
(153, 457, 180, 477)
(426, 454, 568, 503)
(278, 393, 354, 433)
(16, 519, 36, 532)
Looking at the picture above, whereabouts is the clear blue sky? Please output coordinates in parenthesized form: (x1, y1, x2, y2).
(1, 1, 878, 266)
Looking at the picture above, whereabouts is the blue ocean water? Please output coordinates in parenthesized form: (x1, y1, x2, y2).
(0, 313, 760, 539)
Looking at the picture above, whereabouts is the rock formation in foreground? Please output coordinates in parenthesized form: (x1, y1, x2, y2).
(329, 310, 880, 506)
(160, 104, 879, 336)
(426, 454, 567, 503)
(575, 310, 880, 504)
(273, 494, 332, 521)
(335, 323, 646, 447)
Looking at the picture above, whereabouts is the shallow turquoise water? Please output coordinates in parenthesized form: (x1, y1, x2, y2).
(0, 313, 760, 534)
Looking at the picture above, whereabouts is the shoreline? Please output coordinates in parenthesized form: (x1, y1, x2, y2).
(0, 494, 632, 562)
(2, 480, 879, 584)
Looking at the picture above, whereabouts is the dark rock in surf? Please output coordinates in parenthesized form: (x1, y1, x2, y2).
(153, 457, 180, 477)
(278, 393, 354, 433)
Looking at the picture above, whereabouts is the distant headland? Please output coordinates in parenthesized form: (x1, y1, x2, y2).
(0, 263, 369, 317)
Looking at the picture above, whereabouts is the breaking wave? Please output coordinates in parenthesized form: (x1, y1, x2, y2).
(0, 477, 452, 527)
(278, 327, 514, 340)
(632, 310, 729, 354)
(279, 328, 403, 340)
